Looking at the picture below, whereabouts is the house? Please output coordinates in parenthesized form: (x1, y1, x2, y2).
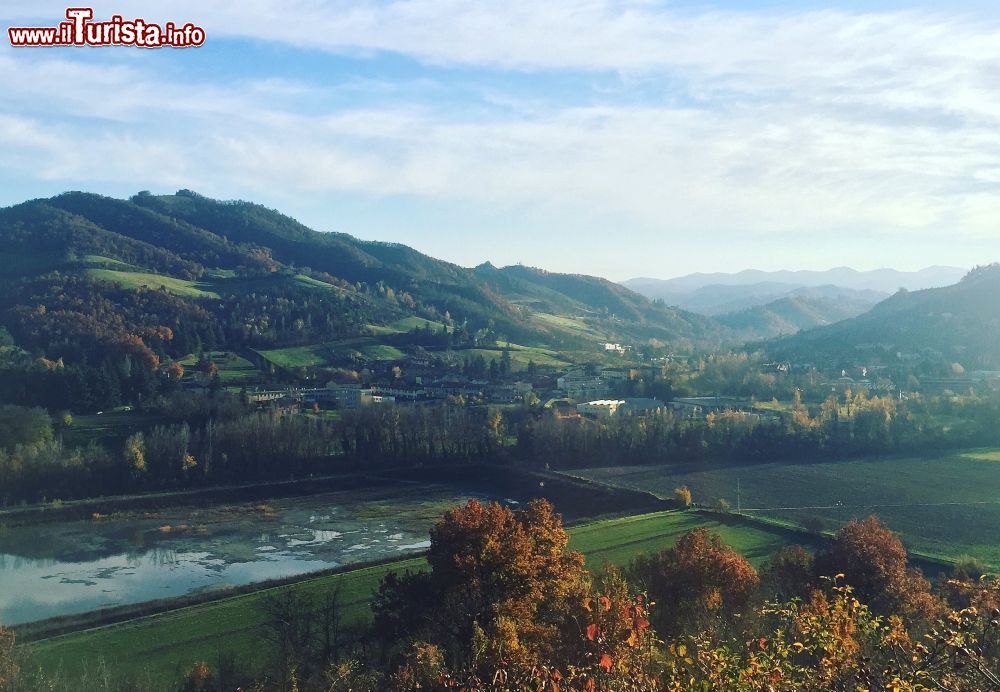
(577, 399, 625, 418)
(556, 373, 609, 400)
(599, 367, 630, 382)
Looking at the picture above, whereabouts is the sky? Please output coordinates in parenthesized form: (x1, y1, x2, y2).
(2, 1, 1000, 280)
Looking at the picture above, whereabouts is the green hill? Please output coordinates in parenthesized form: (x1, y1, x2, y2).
(718, 293, 880, 340)
(0, 190, 733, 405)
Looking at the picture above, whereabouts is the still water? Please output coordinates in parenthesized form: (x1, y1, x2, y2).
(0, 484, 477, 625)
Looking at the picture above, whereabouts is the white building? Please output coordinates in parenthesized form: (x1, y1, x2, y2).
(577, 399, 625, 418)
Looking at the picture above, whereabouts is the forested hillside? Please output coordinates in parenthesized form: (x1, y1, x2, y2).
(0, 190, 731, 412)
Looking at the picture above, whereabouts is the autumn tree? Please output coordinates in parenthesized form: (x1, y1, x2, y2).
(673, 486, 692, 508)
(629, 528, 759, 636)
(760, 545, 815, 601)
(373, 499, 588, 665)
(122, 431, 146, 475)
(815, 516, 940, 622)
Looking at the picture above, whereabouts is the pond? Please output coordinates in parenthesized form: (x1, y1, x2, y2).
(0, 483, 481, 625)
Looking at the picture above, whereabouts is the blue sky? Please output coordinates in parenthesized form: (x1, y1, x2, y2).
(3, 1, 1000, 279)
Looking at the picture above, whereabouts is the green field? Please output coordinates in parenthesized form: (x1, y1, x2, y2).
(62, 410, 161, 449)
(531, 312, 604, 342)
(450, 345, 571, 370)
(258, 338, 406, 368)
(570, 448, 1000, 567)
(27, 510, 798, 687)
(365, 316, 446, 336)
(86, 269, 222, 299)
(568, 510, 801, 569)
(178, 351, 260, 384)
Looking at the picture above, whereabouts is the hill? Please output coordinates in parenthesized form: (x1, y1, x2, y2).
(0, 190, 732, 411)
(765, 265, 1000, 368)
(717, 288, 884, 339)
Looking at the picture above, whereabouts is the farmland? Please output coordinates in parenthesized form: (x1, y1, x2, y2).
(85, 268, 222, 299)
(178, 351, 261, 384)
(258, 338, 406, 369)
(26, 509, 800, 688)
(570, 447, 1000, 567)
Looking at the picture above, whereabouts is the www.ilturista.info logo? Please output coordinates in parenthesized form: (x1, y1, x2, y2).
(8, 8, 206, 48)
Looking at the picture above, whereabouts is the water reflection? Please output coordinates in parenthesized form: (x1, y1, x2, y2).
(0, 487, 478, 625)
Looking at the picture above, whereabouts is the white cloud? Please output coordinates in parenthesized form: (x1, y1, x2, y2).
(3, 0, 1000, 273)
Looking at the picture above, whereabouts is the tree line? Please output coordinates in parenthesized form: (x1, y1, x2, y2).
(5, 385, 1000, 504)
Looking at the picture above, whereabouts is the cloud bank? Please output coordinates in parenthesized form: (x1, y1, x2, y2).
(2, 1, 999, 274)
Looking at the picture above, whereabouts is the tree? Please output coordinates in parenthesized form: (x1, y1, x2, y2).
(122, 432, 146, 475)
(180, 661, 213, 692)
(374, 500, 588, 663)
(260, 590, 317, 691)
(673, 486, 692, 508)
(815, 516, 940, 621)
(629, 528, 759, 636)
(760, 545, 815, 600)
(0, 405, 53, 450)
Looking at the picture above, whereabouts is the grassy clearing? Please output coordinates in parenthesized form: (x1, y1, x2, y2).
(86, 269, 221, 299)
(365, 317, 445, 336)
(569, 510, 798, 569)
(450, 346, 570, 370)
(571, 448, 1000, 568)
(532, 312, 604, 341)
(62, 410, 160, 449)
(259, 338, 406, 369)
(177, 351, 260, 384)
(27, 511, 796, 687)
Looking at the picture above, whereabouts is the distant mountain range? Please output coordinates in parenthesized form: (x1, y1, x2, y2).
(717, 290, 888, 340)
(620, 267, 967, 337)
(624, 266, 966, 300)
(766, 265, 1000, 368)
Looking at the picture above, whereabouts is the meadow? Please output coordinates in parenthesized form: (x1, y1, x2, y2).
(178, 351, 261, 384)
(570, 447, 1000, 567)
(26, 510, 800, 688)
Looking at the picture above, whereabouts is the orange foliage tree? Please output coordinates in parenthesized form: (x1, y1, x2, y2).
(629, 528, 759, 637)
(373, 499, 588, 669)
(815, 516, 940, 622)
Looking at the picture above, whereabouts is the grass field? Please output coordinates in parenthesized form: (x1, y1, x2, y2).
(531, 312, 604, 342)
(86, 269, 222, 299)
(365, 316, 446, 336)
(26, 510, 798, 687)
(178, 351, 260, 384)
(85, 266, 347, 303)
(259, 338, 406, 369)
(62, 410, 161, 449)
(570, 448, 1000, 567)
(568, 510, 803, 569)
(449, 345, 571, 370)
